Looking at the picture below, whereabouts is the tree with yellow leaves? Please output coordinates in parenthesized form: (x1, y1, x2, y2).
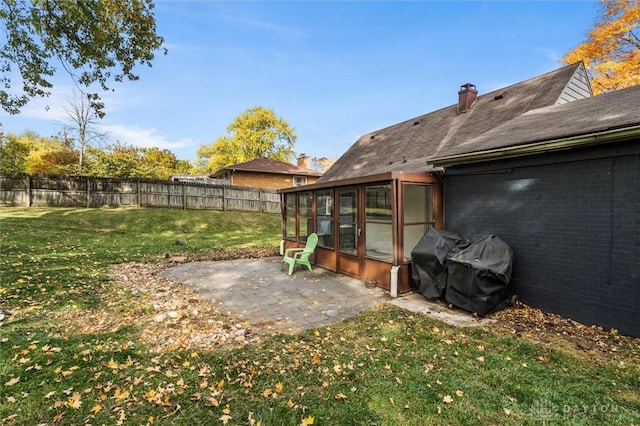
(562, 0, 640, 94)
(195, 106, 296, 173)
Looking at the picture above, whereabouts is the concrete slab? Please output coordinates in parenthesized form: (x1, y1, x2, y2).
(160, 257, 492, 334)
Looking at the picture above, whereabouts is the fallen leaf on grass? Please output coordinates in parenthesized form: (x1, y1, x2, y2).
(89, 404, 102, 414)
(300, 415, 315, 425)
(206, 397, 220, 407)
(67, 396, 82, 409)
(5, 377, 20, 386)
(113, 388, 130, 401)
(455, 390, 464, 397)
(220, 414, 232, 424)
(335, 393, 347, 400)
(443, 395, 453, 404)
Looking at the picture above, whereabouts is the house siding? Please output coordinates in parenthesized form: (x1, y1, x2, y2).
(442, 141, 639, 336)
(557, 64, 592, 104)
(232, 171, 320, 190)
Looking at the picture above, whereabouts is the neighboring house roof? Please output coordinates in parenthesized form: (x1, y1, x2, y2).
(319, 62, 592, 183)
(169, 175, 230, 185)
(428, 84, 640, 167)
(211, 158, 323, 178)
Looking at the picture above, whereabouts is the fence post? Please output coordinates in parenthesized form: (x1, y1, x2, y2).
(137, 180, 141, 207)
(222, 186, 226, 211)
(86, 176, 91, 208)
(259, 189, 263, 213)
(182, 183, 186, 210)
(26, 174, 32, 207)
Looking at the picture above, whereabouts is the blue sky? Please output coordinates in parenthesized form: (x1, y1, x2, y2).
(2, 1, 600, 164)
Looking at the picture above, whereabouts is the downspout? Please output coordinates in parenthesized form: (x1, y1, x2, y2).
(390, 266, 400, 298)
(390, 177, 401, 297)
(279, 191, 286, 255)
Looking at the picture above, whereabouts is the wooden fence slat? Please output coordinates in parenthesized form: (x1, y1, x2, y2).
(0, 174, 281, 213)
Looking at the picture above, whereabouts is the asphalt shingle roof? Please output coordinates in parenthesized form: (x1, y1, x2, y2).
(320, 63, 593, 182)
(213, 158, 323, 177)
(430, 83, 640, 161)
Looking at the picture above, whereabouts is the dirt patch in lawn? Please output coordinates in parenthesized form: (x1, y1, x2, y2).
(55, 248, 279, 353)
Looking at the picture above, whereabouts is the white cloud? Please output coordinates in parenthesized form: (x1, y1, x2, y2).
(16, 84, 74, 122)
(218, 12, 305, 39)
(97, 123, 195, 152)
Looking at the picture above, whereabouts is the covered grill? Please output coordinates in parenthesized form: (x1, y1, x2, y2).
(410, 229, 469, 300)
(411, 231, 515, 316)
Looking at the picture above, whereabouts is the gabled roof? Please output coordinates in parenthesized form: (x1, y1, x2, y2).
(211, 158, 323, 178)
(319, 62, 591, 183)
(428, 84, 640, 167)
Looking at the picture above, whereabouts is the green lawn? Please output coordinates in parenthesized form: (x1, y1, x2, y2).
(1, 207, 639, 425)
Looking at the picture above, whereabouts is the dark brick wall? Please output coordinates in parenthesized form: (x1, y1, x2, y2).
(443, 141, 639, 336)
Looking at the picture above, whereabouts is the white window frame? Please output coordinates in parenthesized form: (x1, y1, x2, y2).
(294, 176, 307, 186)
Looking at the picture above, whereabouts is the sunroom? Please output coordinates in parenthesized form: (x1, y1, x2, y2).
(279, 171, 443, 294)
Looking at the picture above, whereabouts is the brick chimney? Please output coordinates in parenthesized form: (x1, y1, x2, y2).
(297, 153, 310, 169)
(457, 83, 477, 114)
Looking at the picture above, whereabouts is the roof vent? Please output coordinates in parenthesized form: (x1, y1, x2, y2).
(457, 83, 477, 114)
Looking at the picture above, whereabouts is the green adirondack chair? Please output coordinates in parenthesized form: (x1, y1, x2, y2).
(281, 233, 318, 275)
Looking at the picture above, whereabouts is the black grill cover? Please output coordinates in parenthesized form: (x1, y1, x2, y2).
(411, 229, 469, 299)
(445, 235, 514, 316)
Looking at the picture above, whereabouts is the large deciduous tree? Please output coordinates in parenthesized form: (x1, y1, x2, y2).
(562, 0, 640, 94)
(196, 106, 296, 173)
(7, 130, 79, 175)
(87, 143, 191, 179)
(1, 0, 166, 116)
(62, 91, 107, 174)
(0, 132, 30, 173)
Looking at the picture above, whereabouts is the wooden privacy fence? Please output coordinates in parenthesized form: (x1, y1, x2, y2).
(0, 174, 281, 213)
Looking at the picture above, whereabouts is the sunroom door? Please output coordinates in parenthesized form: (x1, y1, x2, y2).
(337, 188, 361, 279)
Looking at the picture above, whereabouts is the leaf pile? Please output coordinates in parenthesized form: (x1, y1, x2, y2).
(48, 267, 264, 354)
(183, 247, 280, 262)
(490, 301, 640, 362)
(51, 248, 281, 352)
